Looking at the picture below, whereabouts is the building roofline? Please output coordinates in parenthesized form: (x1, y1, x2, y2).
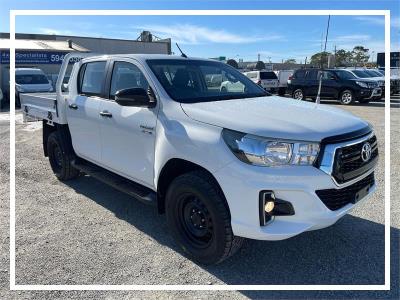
(0, 32, 171, 44)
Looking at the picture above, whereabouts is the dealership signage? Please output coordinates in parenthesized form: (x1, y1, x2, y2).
(0, 50, 81, 64)
(377, 52, 400, 68)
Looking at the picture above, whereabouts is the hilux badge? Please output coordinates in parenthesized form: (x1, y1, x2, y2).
(361, 142, 372, 162)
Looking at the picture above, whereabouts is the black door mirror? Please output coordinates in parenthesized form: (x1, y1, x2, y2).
(115, 87, 156, 108)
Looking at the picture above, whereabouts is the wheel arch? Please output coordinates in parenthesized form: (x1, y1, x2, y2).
(43, 121, 75, 157)
(156, 158, 230, 215)
(339, 87, 355, 97)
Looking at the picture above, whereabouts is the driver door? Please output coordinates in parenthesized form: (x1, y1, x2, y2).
(98, 59, 159, 187)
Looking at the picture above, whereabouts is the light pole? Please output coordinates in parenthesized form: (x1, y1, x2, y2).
(316, 15, 331, 105)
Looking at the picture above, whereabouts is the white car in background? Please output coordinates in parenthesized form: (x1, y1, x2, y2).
(15, 68, 53, 107)
(220, 80, 245, 92)
(244, 70, 278, 93)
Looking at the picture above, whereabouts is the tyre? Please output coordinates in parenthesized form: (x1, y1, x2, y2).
(47, 131, 79, 181)
(292, 88, 304, 100)
(339, 89, 354, 105)
(165, 170, 244, 265)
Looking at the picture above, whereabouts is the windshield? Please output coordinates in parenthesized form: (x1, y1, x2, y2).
(147, 59, 268, 103)
(366, 70, 382, 77)
(16, 74, 49, 85)
(334, 70, 356, 80)
(260, 71, 278, 79)
(352, 70, 372, 78)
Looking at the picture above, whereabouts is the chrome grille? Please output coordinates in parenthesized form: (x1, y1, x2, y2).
(332, 135, 378, 184)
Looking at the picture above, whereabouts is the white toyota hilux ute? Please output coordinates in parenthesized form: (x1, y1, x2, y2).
(20, 53, 378, 265)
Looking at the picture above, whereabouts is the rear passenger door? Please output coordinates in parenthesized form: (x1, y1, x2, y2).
(98, 59, 159, 187)
(304, 69, 319, 97)
(320, 71, 340, 97)
(66, 60, 107, 163)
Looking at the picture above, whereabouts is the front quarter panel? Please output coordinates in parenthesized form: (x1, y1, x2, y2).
(153, 100, 235, 188)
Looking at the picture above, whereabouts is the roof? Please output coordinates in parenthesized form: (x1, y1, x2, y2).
(16, 68, 46, 74)
(81, 53, 216, 63)
(0, 39, 89, 52)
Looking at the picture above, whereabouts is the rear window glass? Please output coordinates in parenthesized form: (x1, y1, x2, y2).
(294, 69, 306, 79)
(306, 70, 318, 79)
(80, 61, 107, 96)
(260, 72, 277, 79)
(16, 74, 48, 85)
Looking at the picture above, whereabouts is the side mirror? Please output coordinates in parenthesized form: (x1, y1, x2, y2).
(115, 87, 156, 108)
(329, 75, 337, 80)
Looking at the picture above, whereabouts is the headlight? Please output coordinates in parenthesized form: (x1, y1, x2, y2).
(222, 129, 320, 167)
(356, 81, 369, 88)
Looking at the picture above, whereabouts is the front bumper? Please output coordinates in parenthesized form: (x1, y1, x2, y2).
(357, 88, 382, 99)
(212, 160, 376, 241)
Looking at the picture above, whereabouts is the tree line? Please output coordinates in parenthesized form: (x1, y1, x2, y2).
(225, 45, 374, 69)
(309, 46, 372, 67)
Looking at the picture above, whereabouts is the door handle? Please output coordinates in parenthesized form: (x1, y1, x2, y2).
(99, 111, 113, 118)
(68, 104, 78, 110)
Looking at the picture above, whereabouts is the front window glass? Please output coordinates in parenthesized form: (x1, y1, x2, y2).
(110, 61, 149, 99)
(147, 59, 267, 103)
(16, 74, 49, 84)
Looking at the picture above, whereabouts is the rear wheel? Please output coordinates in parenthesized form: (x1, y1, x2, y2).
(292, 89, 305, 100)
(339, 89, 354, 105)
(47, 131, 79, 181)
(165, 170, 244, 265)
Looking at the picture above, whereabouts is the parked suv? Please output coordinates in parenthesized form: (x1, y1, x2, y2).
(21, 54, 378, 264)
(287, 68, 381, 104)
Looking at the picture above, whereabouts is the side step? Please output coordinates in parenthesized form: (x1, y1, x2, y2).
(72, 159, 157, 206)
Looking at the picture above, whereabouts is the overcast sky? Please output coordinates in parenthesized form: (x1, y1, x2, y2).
(1, 0, 399, 63)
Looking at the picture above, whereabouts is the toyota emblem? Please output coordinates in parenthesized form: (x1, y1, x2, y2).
(361, 142, 372, 162)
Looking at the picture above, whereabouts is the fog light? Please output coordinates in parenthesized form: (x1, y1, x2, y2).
(259, 191, 295, 226)
(265, 201, 275, 213)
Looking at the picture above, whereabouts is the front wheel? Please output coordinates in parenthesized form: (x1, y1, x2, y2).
(292, 89, 305, 100)
(339, 90, 355, 105)
(165, 170, 244, 265)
